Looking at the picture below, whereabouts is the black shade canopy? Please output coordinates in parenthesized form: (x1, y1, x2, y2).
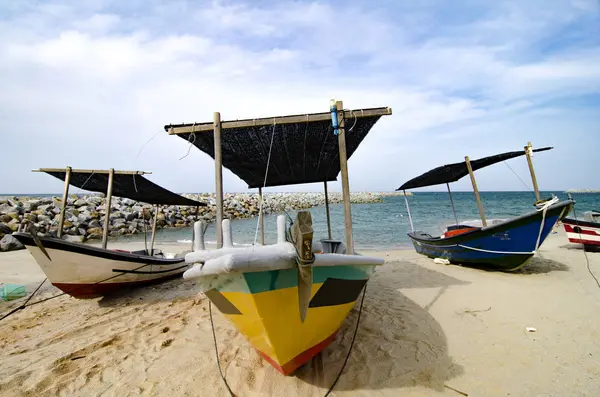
(397, 147, 553, 190)
(40, 169, 205, 206)
(165, 107, 392, 188)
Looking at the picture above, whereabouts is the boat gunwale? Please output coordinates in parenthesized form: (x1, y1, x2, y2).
(12, 232, 186, 265)
(407, 200, 573, 245)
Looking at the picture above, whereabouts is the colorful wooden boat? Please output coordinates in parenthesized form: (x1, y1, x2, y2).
(13, 167, 205, 298)
(12, 233, 189, 298)
(397, 143, 574, 271)
(184, 215, 383, 374)
(562, 211, 600, 251)
(165, 100, 392, 375)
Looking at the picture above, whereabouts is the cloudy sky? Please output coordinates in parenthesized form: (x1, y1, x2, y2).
(1, 0, 599, 194)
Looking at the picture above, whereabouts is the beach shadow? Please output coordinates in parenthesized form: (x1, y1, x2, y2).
(96, 277, 200, 307)
(295, 264, 464, 393)
(459, 256, 569, 275)
(560, 243, 600, 253)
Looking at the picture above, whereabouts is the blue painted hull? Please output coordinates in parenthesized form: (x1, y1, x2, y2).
(408, 200, 574, 271)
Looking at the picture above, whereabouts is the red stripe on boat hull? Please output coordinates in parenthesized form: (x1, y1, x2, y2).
(53, 273, 183, 299)
(257, 330, 339, 375)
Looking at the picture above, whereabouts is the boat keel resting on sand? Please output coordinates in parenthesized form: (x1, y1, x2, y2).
(562, 211, 600, 252)
(13, 168, 206, 298)
(165, 100, 392, 375)
(397, 143, 574, 271)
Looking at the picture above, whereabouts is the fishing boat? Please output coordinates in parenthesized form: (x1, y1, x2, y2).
(562, 211, 600, 251)
(397, 143, 574, 271)
(164, 100, 392, 375)
(12, 167, 206, 298)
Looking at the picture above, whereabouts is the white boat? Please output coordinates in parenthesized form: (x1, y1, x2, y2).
(13, 167, 206, 298)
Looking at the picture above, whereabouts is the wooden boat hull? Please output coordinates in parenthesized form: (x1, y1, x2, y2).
(12, 233, 189, 298)
(198, 263, 375, 375)
(408, 200, 573, 271)
(562, 218, 600, 252)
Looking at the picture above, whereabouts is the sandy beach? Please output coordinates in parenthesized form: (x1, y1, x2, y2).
(1, 229, 600, 397)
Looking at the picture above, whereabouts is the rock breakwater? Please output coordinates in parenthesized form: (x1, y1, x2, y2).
(0, 192, 396, 250)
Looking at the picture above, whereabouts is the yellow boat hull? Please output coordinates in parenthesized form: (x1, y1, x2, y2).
(202, 264, 375, 375)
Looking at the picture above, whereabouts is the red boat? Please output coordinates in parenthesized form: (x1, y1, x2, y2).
(562, 211, 600, 251)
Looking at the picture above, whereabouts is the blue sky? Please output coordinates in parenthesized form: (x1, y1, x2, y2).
(1, 0, 599, 194)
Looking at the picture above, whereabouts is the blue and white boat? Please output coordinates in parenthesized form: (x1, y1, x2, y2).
(397, 144, 574, 271)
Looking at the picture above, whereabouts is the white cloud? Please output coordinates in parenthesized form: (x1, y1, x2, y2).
(0, 0, 598, 194)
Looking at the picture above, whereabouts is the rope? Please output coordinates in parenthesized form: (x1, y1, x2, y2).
(533, 196, 559, 254)
(134, 130, 163, 163)
(179, 129, 197, 160)
(0, 261, 159, 322)
(324, 283, 368, 396)
(571, 204, 600, 289)
(0, 278, 47, 321)
(502, 161, 532, 191)
(209, 301, 235, 397)
(253, 122, 277, 247)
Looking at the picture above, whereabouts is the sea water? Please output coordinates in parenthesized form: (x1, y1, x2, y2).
(115, 191, 600, 250)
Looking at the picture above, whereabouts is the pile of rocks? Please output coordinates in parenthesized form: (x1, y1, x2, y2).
(0, 192, 392, 251)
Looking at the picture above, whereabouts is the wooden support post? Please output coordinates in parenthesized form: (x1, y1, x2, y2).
(324, 181, 332, 240)
(336, 100, 354, 253)
(525, 141, 541, 202)
(57, 166, 72, 238)
(149, 204, 159, 256)
(214, 112, 224, 249)
(465, 156, 487, 227)
(102, 168, 115, 249)
(258, 187, 265, 245)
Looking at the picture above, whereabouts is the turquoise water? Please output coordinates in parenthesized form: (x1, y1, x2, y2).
(120, 191, 600, 250)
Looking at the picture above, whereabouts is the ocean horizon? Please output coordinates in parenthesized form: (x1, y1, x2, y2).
(101, 191, 599, 250)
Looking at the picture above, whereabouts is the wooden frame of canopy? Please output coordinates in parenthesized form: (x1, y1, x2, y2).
(165, 101, 392, 252)
(32, 167, 203, 254)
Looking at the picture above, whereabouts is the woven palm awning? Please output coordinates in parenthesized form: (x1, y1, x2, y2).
(164, 107, 392, 188)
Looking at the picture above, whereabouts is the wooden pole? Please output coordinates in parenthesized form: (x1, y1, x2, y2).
(465, 156, 487, 227)
(446, 183, 459, 225)
(324, 181, 332, 240)
(403, 190, 415, 232)
(525, 141, 541, 202)
(149, 204, 159, 256)
(214, 112, 224, 249)
(336, 100, 354, 253)
(101, 168, 115, 249)
(57, 166, 72, 238)
(258, 187, 265, 245)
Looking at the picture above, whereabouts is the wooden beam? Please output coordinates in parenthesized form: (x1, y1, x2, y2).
(336, 100, 354, 253)
(524, 141, 541, 202)
(57, 166, 71, 238)
(214, 112, 224, 249)
(149, 204, 159, 256)
(324, 181, 332, 240)
(33, 168, 150, 175)
(258, 187, 265, 245)
(166, 107, 393, 135)
(102, 168, 115, 249)
(465, 156, 487, 227)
